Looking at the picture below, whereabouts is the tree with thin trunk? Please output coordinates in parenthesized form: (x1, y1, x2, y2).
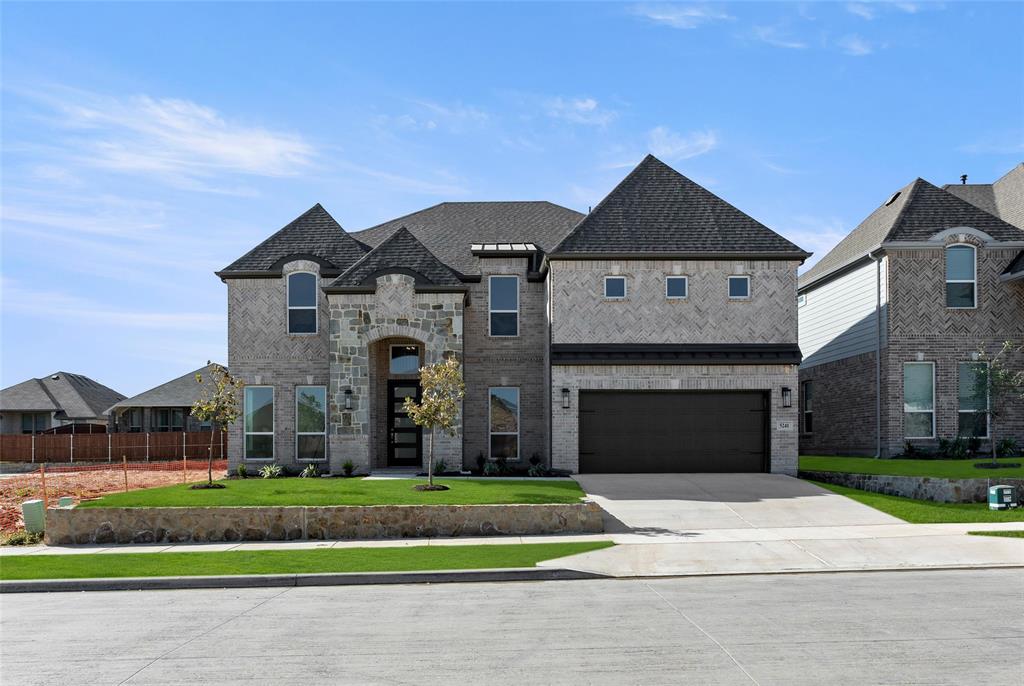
(403, 356, 465, 491)
(972, 341, 1024, 465)
(191, 363, 244, 487)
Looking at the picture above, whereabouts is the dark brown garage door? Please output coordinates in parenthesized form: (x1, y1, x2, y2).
(578, 391, 767, 473)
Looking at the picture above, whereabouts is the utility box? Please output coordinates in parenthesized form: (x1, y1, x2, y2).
(21, 499, 45, 533)
(58, 496, 74, 508)
(988, 485, 1018, 510)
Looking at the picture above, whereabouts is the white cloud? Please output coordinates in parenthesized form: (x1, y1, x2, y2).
(376, 99, 489, 133)
(629, 3, 734, 29)
(775, 215, 850, 272)
(837, 34, 874, 56)
(752, 26, 808, 49)
(846, 3, 876, 19)
(545, 97, 617, 126)
(647, 126, 718, 160)
(893, 2, 921, 13)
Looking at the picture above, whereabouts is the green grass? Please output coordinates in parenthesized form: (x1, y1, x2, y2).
(968, 531, 1024, 538)
(811, 481, 1024, 524)
(0, 542, 613, 581)
(77, 477, 585, 508)
(800, 455, 1024, 479)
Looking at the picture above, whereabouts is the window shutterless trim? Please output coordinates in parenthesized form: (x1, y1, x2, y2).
(728, 275, 751, 300)
(295, 385, 328, 462)
(958, 361, 990, 439)
(903, 361, 936, 439)
(488, 275, 519, 337)
(603, 275, 627, 299)
(802, 380, 813, 435)
(286, 271, 319, 335)
(665, 275, 688, 299)
(488, 386, 520, 460)
(945, 244, 977, 309)
(244, 385, 275, 461)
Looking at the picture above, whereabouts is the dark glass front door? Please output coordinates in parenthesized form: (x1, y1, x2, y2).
(388, 380, 422, 466)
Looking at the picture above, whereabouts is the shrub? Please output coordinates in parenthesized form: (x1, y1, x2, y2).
(997, 438, 1020, 459)
(259, 464, 284, 479)
(433, 459, 448, 475)
(528, 463, 547, 478)
(938, 437, 968, 460)
(1, 530, 44, 546)
(482, 461, 500, 476)
(236, 464, 248, 479)
(299, 463, 320, 478)
(342, 460, 355, 477)
(475, 452, 486, 472)
(495, 456, 511, 475)
(966, 436, 982, 458)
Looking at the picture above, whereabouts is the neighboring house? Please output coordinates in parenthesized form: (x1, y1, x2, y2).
(797, 164, 1024, 457)
(106, 363, 223, 433)
(0, 372, 124, 434)
(217, 155, 809, 475)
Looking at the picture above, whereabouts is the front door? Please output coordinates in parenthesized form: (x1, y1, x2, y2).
(388, 380, 422, 467)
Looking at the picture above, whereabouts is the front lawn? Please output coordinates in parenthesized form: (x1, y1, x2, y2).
(800, 455, 1024, 479)
(811, 481, 1024, 524)
(968, 531, 1024, 538)
(0, 541, 613, 581)
(77, 477, 585, 508)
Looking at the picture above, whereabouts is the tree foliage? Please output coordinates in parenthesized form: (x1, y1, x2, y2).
(403, 356, 465, 487)
(973, 341, 1024, 463)
(191, 363, 244, 485)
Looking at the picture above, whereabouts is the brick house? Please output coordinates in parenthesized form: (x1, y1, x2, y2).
(797, 164, 1024, 457)
(218, 155, 809, 474)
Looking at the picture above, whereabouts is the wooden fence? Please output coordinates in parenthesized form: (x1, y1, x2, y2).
(0, 431, 227, 463)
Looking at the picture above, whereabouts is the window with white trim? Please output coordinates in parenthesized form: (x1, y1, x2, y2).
(489, 387, 519, 459)
(666, 276, 688, 299)
(296, 385, 327, 461)
(604, 276, 626, 299)
(728, 275, 750, 299)
(798, 294, 807, 307)
(903, 362, 935, 439)
(802, 380, 813, 434)
(244, 386, 274, 460)
(958, 362, 989, 438)
(287, 272, 318, 334)
(489, 275, 518, 336)
(945, 244, 976, 308)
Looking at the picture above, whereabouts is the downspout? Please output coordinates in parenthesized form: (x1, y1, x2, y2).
(870, 250, 883, 458)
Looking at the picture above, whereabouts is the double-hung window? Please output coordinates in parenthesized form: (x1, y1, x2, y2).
(287, 272, 318, 334)
(728, 275, 750, 299)
(296, 385, 327, 461)
(945, 245, 976, 308)
(489, 276, 519, 336)
(958, 362, 989, 438)
(802, 381, 813, 434)
(244, 386, 274, 460)
(666, 276, 688, 299)
(903, 362, 935, 439)
(489, 387, 520, 459)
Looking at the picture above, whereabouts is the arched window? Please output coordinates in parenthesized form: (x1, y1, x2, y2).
(287, 272, 318, 333)
(945, 244, 976, 309)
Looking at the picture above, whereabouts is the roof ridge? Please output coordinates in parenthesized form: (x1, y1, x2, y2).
(884, 177, 924, 242)
(222, 204, 362, 272)
(333, 225, 464, 287)
(353, 202, 446, 235)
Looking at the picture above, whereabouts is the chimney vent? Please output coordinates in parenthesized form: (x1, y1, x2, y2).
(960, 174, 968, 185)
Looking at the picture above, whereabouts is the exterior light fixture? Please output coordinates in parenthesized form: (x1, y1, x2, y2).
(916, 352, 925, 362)
(561, 388, 570, 409)
(781, 387, 793, 408)
(344, 389, 353, 411)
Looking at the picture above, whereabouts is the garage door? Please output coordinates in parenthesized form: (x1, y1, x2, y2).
(578, 391, 767, 473)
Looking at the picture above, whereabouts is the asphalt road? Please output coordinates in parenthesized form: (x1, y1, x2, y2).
(2, 569, 1021, 685)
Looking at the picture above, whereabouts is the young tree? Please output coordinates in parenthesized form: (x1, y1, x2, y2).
(191, 363, 244, 486)
(972, 341, 1024, 464)
(403, 355, 465, 490)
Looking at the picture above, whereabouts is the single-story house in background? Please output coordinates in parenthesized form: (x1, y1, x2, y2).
(0, 372, 124, 434)
(107, 363, 222, 433)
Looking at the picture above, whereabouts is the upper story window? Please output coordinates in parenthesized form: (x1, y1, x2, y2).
(728, 275, 751, 299)
(666, 276, 688, 299)
(489, 275, 519, 337)
(604, 276, 626, 299)
(945, 244, 976, 309)
(390, 345, 420, 374)
(287, 272, 318, 334)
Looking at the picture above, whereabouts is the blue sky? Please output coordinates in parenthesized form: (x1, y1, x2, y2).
(2, 1, 1022, 396)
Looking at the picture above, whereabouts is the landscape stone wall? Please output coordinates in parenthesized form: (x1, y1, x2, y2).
(801, 470, 1024, 504)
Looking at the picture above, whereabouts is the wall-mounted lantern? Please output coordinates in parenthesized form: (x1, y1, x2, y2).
(781, 387, 793, 408)
(561, 388, 570, 409)
(344, 389, 353, 411)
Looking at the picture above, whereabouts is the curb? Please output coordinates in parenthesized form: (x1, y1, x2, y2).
(0, 567, 607, 594)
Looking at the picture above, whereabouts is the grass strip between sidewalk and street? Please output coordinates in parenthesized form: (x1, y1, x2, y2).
(800, 456, 1024, 479)
(0, 541, 613, 581)
(968, 531, 1024, 538)
(810, 481, 1024, 524)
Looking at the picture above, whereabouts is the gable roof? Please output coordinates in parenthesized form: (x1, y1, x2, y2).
(327, 227, 464, 290)
(106, 363, 222, 413)
(218, 204, 368, 276)
(800, 177, 1024, 289)
(0, 372, 124, 420)
(352, 201, 583, 275)
(550, 155, 810, 258)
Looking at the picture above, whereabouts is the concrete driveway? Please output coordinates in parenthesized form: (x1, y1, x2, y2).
(574, 473, 901, 535)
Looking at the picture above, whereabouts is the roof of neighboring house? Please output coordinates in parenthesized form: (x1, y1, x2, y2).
(0, 372, 125, 420)
(327, 227, 465, 290)
(1003, 250, 1024, 281)
(550, 155, 810, 258)
(800, 176, 1024, 289)
(218, 204, 368, 275)
(106, 363, 223, 414)
(351, 201, 583, 275)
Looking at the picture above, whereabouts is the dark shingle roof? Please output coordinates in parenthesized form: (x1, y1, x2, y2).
(219, 204, 367, 274)
(0, 372, 124, 420)
(329, 227, 464, 289)
(352, 202, 583, 275)
(107, 363, 222, 413)
(1003, 250, 1024, 281)
(800, 177, 1024, 289)
(551, 155, 809, 258)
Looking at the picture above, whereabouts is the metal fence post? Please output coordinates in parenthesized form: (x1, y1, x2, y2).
(183, 431, 186, 459)
(31, 434, 35, 463)
(108, 433, 112, 463)
(69, 433, 74, 463)
(146, 433, 150, 462)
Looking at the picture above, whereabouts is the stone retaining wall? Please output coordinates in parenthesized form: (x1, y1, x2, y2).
(44, 502, 604, 545)
(801, 470, 1024, 504)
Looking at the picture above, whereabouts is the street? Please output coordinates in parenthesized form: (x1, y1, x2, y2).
(2, 569, 1021, 685)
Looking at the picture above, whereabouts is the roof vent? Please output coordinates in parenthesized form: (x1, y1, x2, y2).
(884, 191, 901, 207)
(50, 374, 60, 380)
(960, 174, 968, 185)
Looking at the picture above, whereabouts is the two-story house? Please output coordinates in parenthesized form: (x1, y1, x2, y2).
(218, 155, 809, 475)
(797, 164, 1024, 457)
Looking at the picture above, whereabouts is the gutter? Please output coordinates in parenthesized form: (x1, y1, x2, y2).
(869, 249, 884, 459)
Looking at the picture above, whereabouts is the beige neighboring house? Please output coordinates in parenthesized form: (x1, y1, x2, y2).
(0, 372, 124, 434)
(107, 363, 223, 433)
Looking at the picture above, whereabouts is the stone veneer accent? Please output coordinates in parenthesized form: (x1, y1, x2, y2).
(801, 470, 1024, 504)
(551, 363, 800, 475)
(44, 501, 604, 545)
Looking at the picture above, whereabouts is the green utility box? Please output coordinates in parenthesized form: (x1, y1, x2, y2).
(21, 499, 45, 533)
(988, 485, 1018, 511)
